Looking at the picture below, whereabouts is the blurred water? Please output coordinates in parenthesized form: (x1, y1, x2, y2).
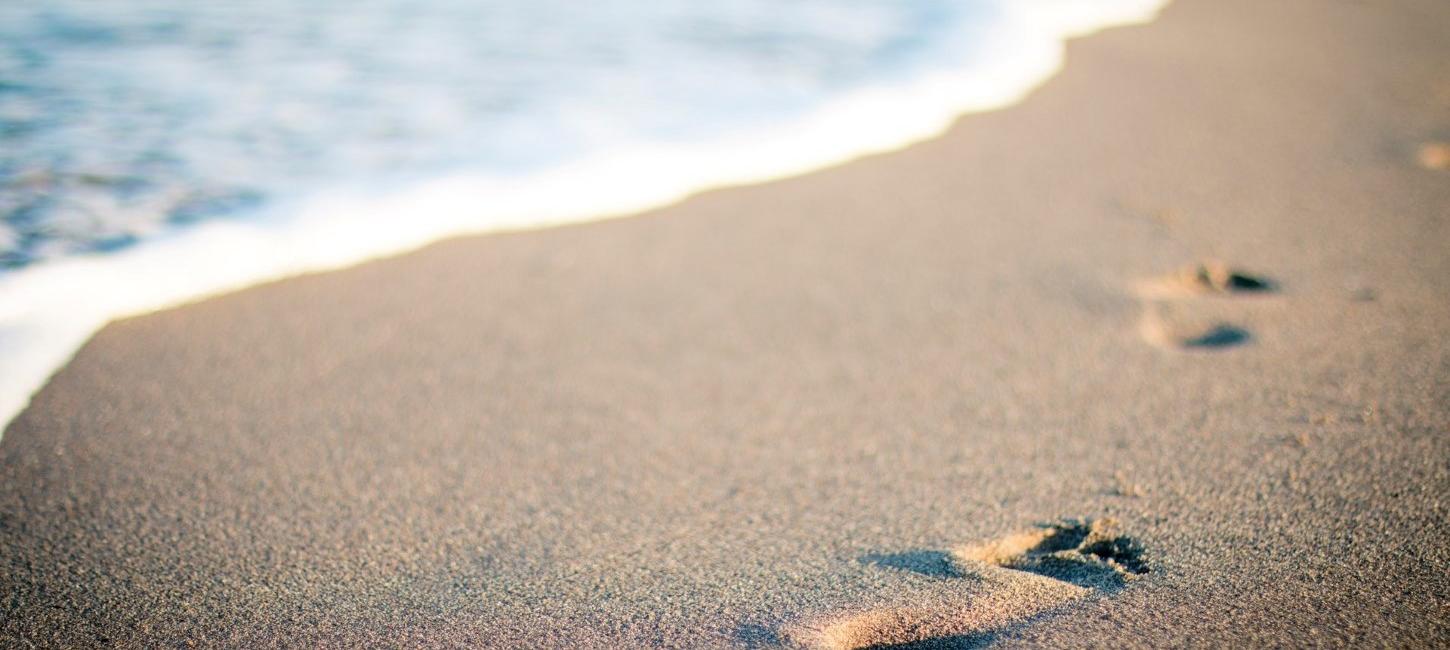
(0, 0, 987, 267)
(0, 0, 1167, 433)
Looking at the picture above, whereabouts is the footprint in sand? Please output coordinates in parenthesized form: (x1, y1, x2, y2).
(1417, 142, 1450, 170)
(1132, 260, 1275, 351)
(782, 519, 1148, 650)
(1134, 260, 1276, 299)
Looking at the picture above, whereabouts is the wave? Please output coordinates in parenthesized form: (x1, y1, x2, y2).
(0, 0, 1167, 434)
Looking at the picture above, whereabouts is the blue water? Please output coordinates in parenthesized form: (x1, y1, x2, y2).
(0, 0, 994, 268)
(0, 0, 1166, 433)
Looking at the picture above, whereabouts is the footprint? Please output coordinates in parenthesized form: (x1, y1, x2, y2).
(781, 519, 1147, 650)
(1133, 260, 1276, 300)
(1137, 301, 1252, 351)
(1418, 142, 1450, 170)
(1133, 260, 1275, 351)
(952, 519, 1147, 591)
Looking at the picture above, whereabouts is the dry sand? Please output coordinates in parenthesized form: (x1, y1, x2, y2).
(3, 0, 1449, 646)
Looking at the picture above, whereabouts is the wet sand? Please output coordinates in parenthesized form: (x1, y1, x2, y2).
(3, 0, 1449, 646)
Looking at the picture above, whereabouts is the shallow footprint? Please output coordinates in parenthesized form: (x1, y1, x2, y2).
(1418, 142, 1450, 170)
(783, 520, 1147, 650)
(1133, 260, 1276, 351)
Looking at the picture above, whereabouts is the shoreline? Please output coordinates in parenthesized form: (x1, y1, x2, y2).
(0, 0, 1167, 436)
(3, 0, 1449, 646)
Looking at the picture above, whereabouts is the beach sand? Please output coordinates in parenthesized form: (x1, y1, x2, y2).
(3, 0, 1449, 646)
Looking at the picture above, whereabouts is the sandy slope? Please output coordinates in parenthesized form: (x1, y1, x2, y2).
(2, 0, 1448, 646)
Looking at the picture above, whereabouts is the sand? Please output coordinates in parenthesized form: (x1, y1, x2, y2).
(3, 0, 1449, 646)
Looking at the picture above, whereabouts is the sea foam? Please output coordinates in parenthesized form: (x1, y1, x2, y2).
(0, 0, 1167, 434)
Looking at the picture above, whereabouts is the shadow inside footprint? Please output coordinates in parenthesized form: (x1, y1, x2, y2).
(860, 551, 962, 579)
(1180, 324, 1250, 349)
(1222, 272, 1274, 292)
(867, 632, 997, 649)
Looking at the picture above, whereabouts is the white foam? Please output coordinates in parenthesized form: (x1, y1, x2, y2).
(0, 0, 1167, 434)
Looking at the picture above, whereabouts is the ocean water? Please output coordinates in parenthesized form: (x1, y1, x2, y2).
(0, 0, 1166, 431)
